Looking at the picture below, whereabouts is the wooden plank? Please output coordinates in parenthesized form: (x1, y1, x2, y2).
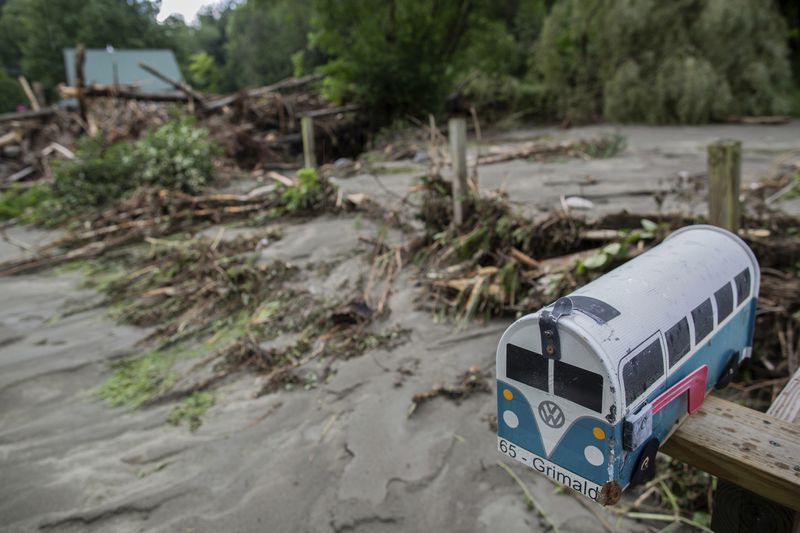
(709, 368, 800, 532)
(0, 107, 57, 124)
(769, 368, 800, 424)
(449, 117, 468, 226)
(662, 395, 800, 512)
(707, 140, 742, 231)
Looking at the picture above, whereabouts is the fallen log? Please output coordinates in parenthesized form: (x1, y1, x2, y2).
(0, 107, 57, 124)
(59, 85, 189, 102)
(302, 104, 361, 119)
(205, 73, 323, 111)
(0, 131, 22, 148)
(138, 61, 206, 107)
(17, 76, 40, 111)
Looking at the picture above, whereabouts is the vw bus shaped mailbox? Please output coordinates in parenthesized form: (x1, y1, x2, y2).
(496, 225, 759, 505)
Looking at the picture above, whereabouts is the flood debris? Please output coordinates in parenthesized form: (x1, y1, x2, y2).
(407, 366, 491, 417)
(1, 72, 366, 187)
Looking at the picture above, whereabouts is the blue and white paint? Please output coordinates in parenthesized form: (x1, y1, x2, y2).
(495, 225, 760, 505)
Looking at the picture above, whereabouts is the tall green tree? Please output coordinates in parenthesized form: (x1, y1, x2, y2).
(535, 0, 792, 123)
(225, 0, 313, 89)
(0, 0, 171, 99)
(311, 0, 476, 121)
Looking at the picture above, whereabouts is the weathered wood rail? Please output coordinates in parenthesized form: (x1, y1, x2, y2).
(663, 140, 800, 530)
(663, 389, 800, 512)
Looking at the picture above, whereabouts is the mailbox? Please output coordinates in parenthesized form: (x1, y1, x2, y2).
(495, 225, 759, 505)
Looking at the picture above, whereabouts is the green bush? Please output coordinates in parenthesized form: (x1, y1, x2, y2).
(52, 117, 218, 214)
(281, 167, 325, 212)
(536, 0, 793, 123)
(0, 183, 57, 223)
(133, 118, 218, 192)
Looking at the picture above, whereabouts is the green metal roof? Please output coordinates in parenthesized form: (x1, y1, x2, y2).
(63, 48, 183, 92)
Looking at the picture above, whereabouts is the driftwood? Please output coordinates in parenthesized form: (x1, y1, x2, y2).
(0, 107, 57, 124)
(0, 186, 286, 276)
(205, 73, 323, 111)
(59, 85, 189, 102)
(137, 62, 206, 107)
(17, 76, 40, 111)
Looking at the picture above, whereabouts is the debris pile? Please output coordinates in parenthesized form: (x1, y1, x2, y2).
(1, 72, 366, 189)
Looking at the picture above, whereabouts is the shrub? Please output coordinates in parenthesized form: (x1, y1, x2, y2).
(134, 118, 217, 192)
(0, 183, 57, 223)
(281, 167, 326, 212)
(52, 117, 218, 215)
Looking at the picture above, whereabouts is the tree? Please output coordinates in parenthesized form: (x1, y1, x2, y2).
(535, 0, 792, 123)
(225, 0, 313, 89)
(311, 0, 476, 122)
(0, 0, 172, 100)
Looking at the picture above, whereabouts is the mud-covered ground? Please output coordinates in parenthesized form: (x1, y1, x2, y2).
(1, 122, 799, 532)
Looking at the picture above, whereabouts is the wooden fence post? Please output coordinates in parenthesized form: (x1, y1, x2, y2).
(449, 117, 468, 226)
(707, 140, 741, 231)
(74, 44, 88, 125)
(301, 116, 316, 169)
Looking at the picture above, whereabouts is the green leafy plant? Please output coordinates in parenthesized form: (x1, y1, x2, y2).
(281, 167, 325, 212)
(133, 117, 218, 192)
(51, 117, 218, 216)
(167, 391, 214, 431)
(0, 183, 57, 223)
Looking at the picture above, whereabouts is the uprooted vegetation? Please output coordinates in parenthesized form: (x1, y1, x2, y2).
(395, 170, 799, 528)
(86, 228, 410, 421)
(411, 174, 799, 409)
(0, 116, 219, 225)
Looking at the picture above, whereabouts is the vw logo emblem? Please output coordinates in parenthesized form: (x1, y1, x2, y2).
(538, 401, 565, 428)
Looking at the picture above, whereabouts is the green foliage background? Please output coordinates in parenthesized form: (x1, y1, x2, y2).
(0, 0, 798, 123)
(536, 0, 793, 123)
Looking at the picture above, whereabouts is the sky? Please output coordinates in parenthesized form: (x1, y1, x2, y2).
(156, 0, 216, 24)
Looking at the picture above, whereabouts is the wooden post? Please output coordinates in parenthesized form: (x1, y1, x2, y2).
(301, 116, 316, 168)
(32, 82, 46, 108)
(74, 44, 88, 125)
(449, 117, 468, 226)
(707, 140, 741, 231)
(709, 368, 800, 533)
(17, 76, 40, 111)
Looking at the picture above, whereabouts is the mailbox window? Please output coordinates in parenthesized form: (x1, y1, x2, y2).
(691, 299, 714, 344)
(734, 268, 751, 306)
(715, 283, 733, 323)
(506, 343, 547, 391)
(554, 360, 603, 413)
(623, 339, 664, 405)
(666, 317, 691, 367)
